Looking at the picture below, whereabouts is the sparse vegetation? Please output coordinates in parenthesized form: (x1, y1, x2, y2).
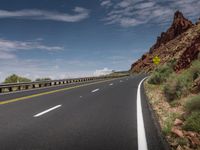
(140, 11, 200, 149)
(183, 111, 200, 132)
(185, 94, 200, 112)
(176, 137, 188, 146)
(190, 60, 200, 80)
(162, 60, 200, 101)
(146, 60, 200, 149)
(148, 64, 173, 84)
(4, 74, 31, 83)
(163, 78, 183, 101)
(162, 120, 172, 136)
(162, 112, 179, 135)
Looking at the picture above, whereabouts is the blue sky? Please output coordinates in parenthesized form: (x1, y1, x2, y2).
(0, 0, 200, 81)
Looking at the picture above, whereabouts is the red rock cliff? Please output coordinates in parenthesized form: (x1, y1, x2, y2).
(130, 11, 198, 73)
(150, 11, 193, 53)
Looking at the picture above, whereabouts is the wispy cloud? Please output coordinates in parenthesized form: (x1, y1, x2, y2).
(100, 0, 200, 27)
(94, 68, 113, 76)
(0, 39, 63, 59)
(0, 7, 90, 22)
(0, 58, 100, 82)
(100, 0, 112, 8)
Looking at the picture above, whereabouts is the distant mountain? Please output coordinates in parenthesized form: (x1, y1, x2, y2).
(130, 11, 200, 73)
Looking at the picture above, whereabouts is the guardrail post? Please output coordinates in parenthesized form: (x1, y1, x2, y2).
(0, 75, 126, 94)
(9, 87, 12, 92)
(25, 85, 29, 90)
(17, 86, 21, 91)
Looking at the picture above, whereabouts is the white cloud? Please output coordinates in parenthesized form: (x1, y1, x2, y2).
(0, 39, 63, 59)
(94, 68, 113, 76)
(101, 0, 200, 27)
(134, 2, 156, 9)
(0, 7, 90, 22)
(0, 58, 97, 82)
(0, 51, 16, 59)
(100, 0, 113, 7)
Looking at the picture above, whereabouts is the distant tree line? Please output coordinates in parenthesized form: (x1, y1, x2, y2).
(3, 74, 51, 84)
(35, 78, 51, 82)
(4, 74, 31, 83)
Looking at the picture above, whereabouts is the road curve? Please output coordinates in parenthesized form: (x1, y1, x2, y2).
(0, 75, 167, 150)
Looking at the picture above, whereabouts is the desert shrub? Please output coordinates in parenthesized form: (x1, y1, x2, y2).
(162, 112, 179, 135)
(190, 60, 200, 80)
(148, 72, 162, 84)
(162, 118, 173, 136)
(148, 64, 173, 84)
(183, 111, 200, 132)
(163, 78, 183, 101)
(185, 94, 200, 112)
(176, 74, 192, 97)
(163, 61, 200, 101)
(170, 100, 180, 107)
(176, 137, 188, 146)
(167, 58, 177, 68)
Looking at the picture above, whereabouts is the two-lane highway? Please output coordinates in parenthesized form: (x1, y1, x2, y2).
(0, 75, 167, 150)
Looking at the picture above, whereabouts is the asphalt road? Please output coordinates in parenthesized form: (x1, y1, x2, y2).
(0, 75, 167, 150)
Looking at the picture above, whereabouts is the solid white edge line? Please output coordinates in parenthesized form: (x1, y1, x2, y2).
(34, 105, 62, 117)
(91, 88, 99, 93)
(137, 77, 148, 150)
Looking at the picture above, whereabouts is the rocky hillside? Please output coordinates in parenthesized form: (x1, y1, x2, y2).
(130, 11, 200, 73)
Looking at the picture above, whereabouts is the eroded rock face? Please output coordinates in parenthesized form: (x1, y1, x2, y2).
(174, 35, 200, 71)
(150, 11, 193, 53)
(130, 11, 198, 74)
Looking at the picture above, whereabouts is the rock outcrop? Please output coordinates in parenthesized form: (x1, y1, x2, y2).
(150, 11, 193, 53)
(174, 35, 200, 71)
(130, 11, 200, 73)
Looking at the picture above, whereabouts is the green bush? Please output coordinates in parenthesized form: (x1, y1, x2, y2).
(190, 60, 200, 80)
(148, 64, 173, 84)
(163, 78, 183, 101)
(4, 74, 31, 83)
(176, 137, 188, 146)
(148, 72, 161, 84)
(162, 112, 179, 135)
(167, 58, 177, 69)
(183, 111, 200, 132)
(185, 95, 200, 112)
(163, 61, 200, 101)
(162, 119, 172, 136)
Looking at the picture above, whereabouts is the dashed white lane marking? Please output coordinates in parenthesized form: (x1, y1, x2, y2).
(109, 83, 113, 86)
(80, 96, 83, 98)
(91, 88, 99, 93)
(137, 77, 148, 150)
(34, 105, 62, 117)
(120, 80, 123, 82)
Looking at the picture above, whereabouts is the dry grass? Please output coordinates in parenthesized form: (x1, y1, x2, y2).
(144, 80, 200, 149)
(144, 81, 184, 131)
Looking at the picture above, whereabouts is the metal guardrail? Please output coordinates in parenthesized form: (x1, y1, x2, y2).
(0, 75, 129, 93)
